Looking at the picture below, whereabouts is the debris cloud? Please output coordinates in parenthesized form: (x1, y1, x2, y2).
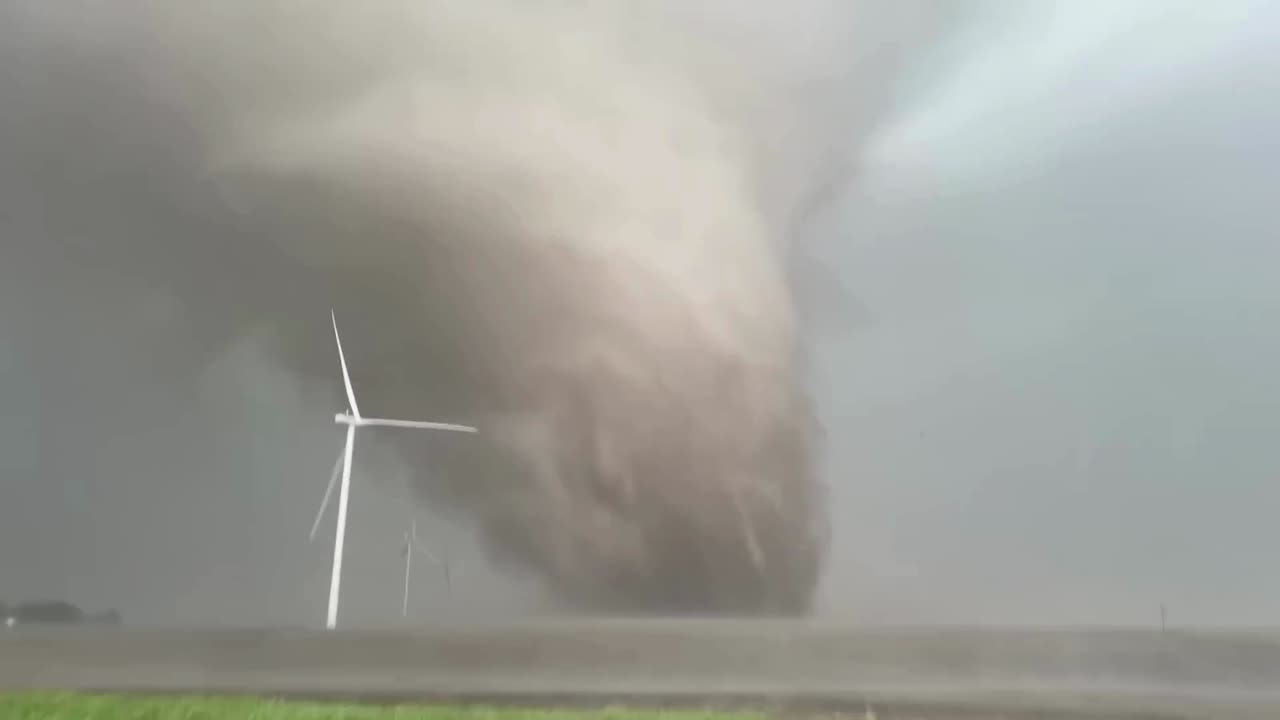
(2, 1, 938, 615)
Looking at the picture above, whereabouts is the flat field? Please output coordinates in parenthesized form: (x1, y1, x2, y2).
(1, 694, 764, 720)
(7, 623, 1280, 718)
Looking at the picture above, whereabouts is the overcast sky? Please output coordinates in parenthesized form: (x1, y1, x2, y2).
(816, 0, 1280, 625)
(5, 2, 1280, 627)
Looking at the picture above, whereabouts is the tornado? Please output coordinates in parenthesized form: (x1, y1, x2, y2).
(2, 1, 941, 615)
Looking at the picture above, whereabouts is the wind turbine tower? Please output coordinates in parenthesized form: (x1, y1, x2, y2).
(311, 310, 476, 629)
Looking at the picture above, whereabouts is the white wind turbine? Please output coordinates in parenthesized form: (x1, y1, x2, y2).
(400, 518, 452, 618)
(310, 310, 476, 629)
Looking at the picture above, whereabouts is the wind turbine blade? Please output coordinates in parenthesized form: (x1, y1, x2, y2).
(413, 539, 441, 565)
(401, 530, 412, 618)
(361, 418, 477, 432)
(410, 519, 444, 564)
(413, 538, 451, 591)
(309, 448, 344, 542)
(440, 532, 453, 596)
(331, 310, 360, 418)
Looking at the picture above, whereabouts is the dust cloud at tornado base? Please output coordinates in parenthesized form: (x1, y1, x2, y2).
(1, 2, 946, 618)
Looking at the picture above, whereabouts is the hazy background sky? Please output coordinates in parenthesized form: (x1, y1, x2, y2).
(5, 1, 1280, 627)
(817, 0, 1280, 625)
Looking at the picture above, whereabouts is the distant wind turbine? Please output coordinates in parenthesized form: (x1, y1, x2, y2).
(401, 518, 452, 618)
(310, 310, 476, 630)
